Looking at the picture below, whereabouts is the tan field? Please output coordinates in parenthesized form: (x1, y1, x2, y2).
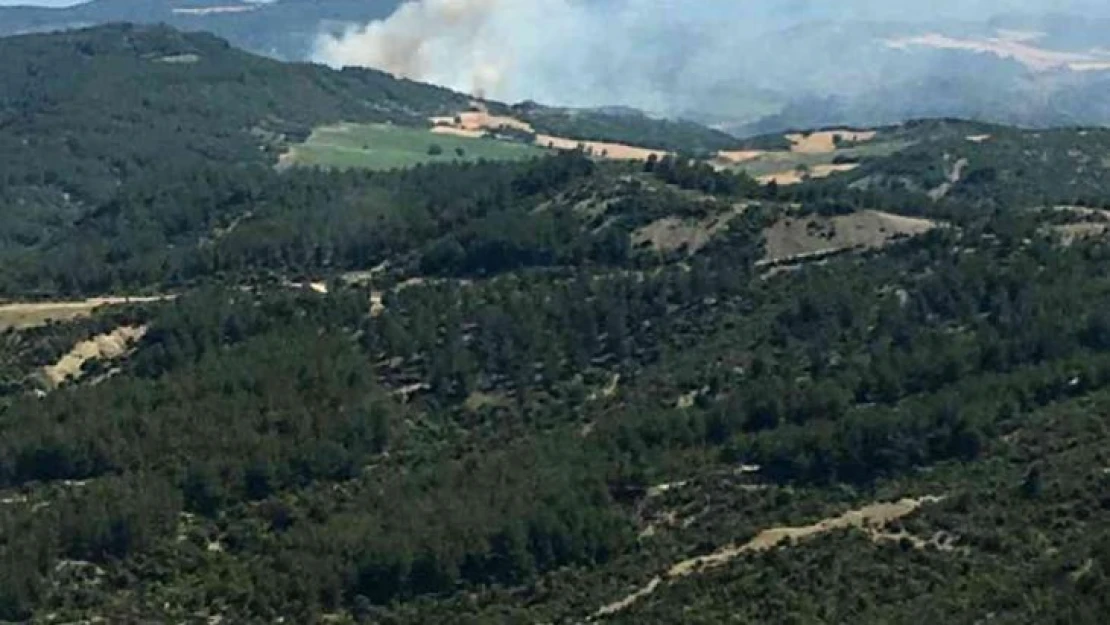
(429, 110, 668, 162)
(758, 163, 860, 186)
(786, 130, 877, 154)
(762, 210, 938, 264)
(594, 496, 943, 618)
(430, 126, 486, 139)
(966, 134, 992, 143)
(534, 134, 666, 161)
(0, 296, 171, 331)
(43, 325, 147, 387)
(715, 150, 766, 164)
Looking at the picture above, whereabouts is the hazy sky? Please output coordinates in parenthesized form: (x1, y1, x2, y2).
(312, 0, 1110, 122)
(0, 0, 86, 5)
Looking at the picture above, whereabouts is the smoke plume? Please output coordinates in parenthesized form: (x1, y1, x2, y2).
(313, 0, 1110, 130)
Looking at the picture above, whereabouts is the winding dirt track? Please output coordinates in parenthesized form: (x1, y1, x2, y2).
(593, 496, 943, 619)
(0, 296, 172, 331)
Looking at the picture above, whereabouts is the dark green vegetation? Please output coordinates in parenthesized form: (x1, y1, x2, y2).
(3, 25, 1110, 625)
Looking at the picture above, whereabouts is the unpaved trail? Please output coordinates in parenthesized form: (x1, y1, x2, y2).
(43, 325, 148, 386)
(592, 495, 943, 619)
(929, 157, 969, 200)
(0, 296, 171, 331)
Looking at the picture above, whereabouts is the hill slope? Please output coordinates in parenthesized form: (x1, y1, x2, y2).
(0, 0, 405, 59)
(3, 23, 1110, 625)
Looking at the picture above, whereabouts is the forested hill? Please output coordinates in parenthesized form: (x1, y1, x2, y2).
(4, 22, 1110, 625)
(0, 23, 467, 206)
(0, 0, 406, 59)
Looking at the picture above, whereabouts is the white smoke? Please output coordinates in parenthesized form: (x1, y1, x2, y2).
(312, 0, 1110, 125)
(313, 0, 711, 112)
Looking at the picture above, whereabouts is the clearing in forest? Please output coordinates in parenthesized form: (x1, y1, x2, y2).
(762, 210, 938, 264)
(633, 204, 748, 254)
(43, 325, 148, 387)
(282, 122, 545, 170)
(593, 496, 943, 619)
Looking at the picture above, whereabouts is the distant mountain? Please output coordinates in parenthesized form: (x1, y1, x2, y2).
(5, 2, 1110, 136)
(0, 0, 405, 59)
(676, 15, 1110, 136)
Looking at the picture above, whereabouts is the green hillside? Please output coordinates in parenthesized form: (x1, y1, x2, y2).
(2, 25, 1110, 625)
(286, 122, 547, 170)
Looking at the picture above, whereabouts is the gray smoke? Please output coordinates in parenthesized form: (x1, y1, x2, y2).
(313, 0, 1110, 128)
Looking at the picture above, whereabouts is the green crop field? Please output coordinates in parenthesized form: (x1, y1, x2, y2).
(286, 123, 547, 170)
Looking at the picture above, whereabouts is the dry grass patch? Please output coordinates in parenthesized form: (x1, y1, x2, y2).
(0, 296, 170, 332)
(758, 163, 859, 186)
(633, 205, 749, 254)
(714, 150, 766, 166)
(429, 108, 667, 162)
(763, 210, 937, 264)
(535, 134, 666, 161)
(786, 130, 877, 154)
(43, 325, 147, 387)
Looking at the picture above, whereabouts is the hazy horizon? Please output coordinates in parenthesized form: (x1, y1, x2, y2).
(311, 0, 1110, 128)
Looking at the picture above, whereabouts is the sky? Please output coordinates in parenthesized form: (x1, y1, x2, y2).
(311, 0, 1110, 119)
(0, 0, 78, 5)
(0, 0, 86, 5)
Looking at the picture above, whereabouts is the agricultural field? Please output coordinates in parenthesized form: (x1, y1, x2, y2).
(282, 122, 547, 170)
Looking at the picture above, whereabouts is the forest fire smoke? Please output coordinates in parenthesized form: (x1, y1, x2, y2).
(314, 0, 512, 98)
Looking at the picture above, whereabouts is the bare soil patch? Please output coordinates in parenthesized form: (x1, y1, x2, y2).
(43, 325, 147, 387)
(0, 296, 171, 331)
